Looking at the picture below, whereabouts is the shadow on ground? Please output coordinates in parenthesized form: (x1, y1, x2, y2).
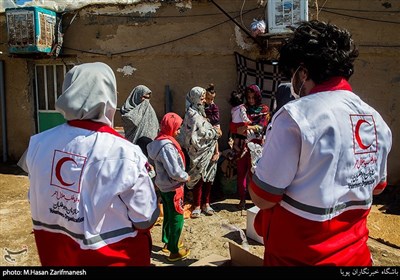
(0, 162, 27, 175)
(373, 185, 400, 215)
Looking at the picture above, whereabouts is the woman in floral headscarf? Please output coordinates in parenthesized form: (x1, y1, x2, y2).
(180, 86, 222, 218)
(235, 84, 270, 209)
(120, 85, 159, 144)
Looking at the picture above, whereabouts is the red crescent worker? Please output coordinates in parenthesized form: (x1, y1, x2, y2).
(249, 20, 392, 266)
(18, 62, 159, 266)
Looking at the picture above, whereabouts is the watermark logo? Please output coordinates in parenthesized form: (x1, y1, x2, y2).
(3, 246, 28, 264)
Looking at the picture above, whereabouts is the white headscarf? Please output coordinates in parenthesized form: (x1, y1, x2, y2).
(55, 62, 117, 127)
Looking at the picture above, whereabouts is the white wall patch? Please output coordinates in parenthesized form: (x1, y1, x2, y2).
(117, 65, 137, 76)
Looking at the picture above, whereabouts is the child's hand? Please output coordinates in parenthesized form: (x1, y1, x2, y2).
(145, 162, 156, 178)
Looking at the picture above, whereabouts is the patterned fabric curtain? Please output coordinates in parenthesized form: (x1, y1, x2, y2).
(234, 51, 289, 110)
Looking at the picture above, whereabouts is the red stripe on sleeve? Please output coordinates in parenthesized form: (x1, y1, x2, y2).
(249, 178, 282, 203)
(374, 180, 387, 191)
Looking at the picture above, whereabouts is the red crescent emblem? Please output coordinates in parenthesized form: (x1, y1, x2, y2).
(355, 119, 372, 150)
(55, 157, 76, 186)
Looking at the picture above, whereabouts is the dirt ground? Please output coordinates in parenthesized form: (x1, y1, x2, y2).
(0, 163, 399, 268)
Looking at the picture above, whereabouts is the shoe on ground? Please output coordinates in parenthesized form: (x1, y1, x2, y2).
(191, 208, 201, 218)
(161, 242, 184, 253)
(167, 248, 190, 262)
(386, 203, 400, 215)
(202, 205, 215, 216)
(154, 217, 163, 226)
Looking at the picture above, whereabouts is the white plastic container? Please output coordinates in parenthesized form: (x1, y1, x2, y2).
(246, 205, 264, 244)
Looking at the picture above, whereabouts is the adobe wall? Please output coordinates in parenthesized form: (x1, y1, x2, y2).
(0, 0, 398, 185)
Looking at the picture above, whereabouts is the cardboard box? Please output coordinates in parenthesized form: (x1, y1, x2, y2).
(228, 241, 263, 266)
(189, 254, 229, 267)
(246, 206, 264, 244)
(190, 241, 263, 266)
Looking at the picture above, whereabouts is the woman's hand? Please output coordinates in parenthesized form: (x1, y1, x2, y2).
(238, 125, 257, 135)
(211, 151, 220, 162)
(215, 127, 223, 138)
(237, 125, 247, 136)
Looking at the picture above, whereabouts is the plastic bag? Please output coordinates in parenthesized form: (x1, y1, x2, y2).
(250, 19, 266, 37)
(248, 142, 263, 173)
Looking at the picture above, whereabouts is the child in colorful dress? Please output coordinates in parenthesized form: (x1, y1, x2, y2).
(228, 90, 252, 158)
(147, 112, 191, 262)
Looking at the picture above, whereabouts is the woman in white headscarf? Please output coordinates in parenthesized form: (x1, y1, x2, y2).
(18, 62, 159, 266)
(120, 85, 159, 144)
(180, 86, 222, 218)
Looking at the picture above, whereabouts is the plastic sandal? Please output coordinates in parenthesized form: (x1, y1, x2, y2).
(202, 205, 215, 216)
(167, 248, 190, 262)
(162, 242, 184, 253)
(154, 217, 163, 226)
(191, 208, 201, 218)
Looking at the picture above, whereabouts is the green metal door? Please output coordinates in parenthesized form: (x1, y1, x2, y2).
(38, 111, 65, 132)
(35, 64, 73, 132)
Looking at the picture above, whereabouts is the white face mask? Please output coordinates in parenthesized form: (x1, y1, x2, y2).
(290, 82, 300, 100)
(290, 66, 305, 98)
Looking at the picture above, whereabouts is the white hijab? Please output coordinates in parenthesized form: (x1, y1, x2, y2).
(55, 62, 117, 127)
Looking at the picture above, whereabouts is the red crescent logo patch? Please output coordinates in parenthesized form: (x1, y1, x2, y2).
(355, 119, 372, 150)
(50, 150, 87, 193)
(350, 115, 377, 155)
(55, 157, 76, 186)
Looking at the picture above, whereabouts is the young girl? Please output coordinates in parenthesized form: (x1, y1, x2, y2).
(147, 112, 191, 262)
(228, 90, 252, 157)
(235, 85, 270, 209)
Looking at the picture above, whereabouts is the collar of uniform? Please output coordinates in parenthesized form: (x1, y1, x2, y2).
(309, 77, 352, 94)
(67, 120, 125, 139)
